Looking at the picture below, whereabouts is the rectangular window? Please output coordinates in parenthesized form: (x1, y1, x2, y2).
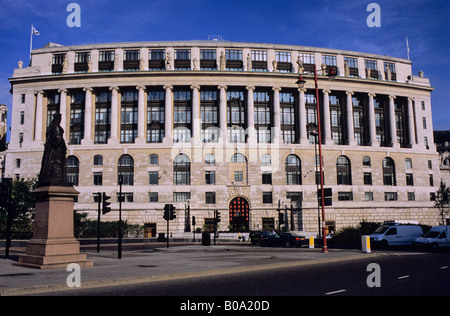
(251, 50, 267, 71)
(364, 172, 372, 185)
(149, 49, 165, 70)
(205, 192, 216, 204)
(205, 171, 215, 185)
(226, 49, 243, 71)
(407, 192, 415, 201)
(262, 192, 273, 204)
(276, 51, 292, 72)
(338, 192, 353, 201)
(384, 192, 398, 201)
(93, 172, 103, 186)
(174, 49, 191, 70)
(422, 117, 427, 129)
(173, 192, 190, 202)
(344, 57, 358, 77)
(20, 111, 25, 124)
(124, 50, 140, 71)
(149, 171, 159, 185)
(364, 192, 374, 201)
(148, 192, 158, 202)
(286, 192, 303, 202)
(406, 173, 414, 186)
(262, 172, 272, 185)
(200, 49, 217, 70)
(298, 53, 315, 74)
(234, 171, 243, 182)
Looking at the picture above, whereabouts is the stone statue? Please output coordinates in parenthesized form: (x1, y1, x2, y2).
(165, 52, 172, 70)
(62, 55, 69, 73)
(38, 114, 70, 187)
(297, 56, 304, 74)
(272, 59, 278, 72)
(321, 63, 327, 75)
(246, 53, 252, 71)
(344, 60, 350, 77)
(386, 66, 391, 81)
(139, 58, 145, 71)
(193, 58, 198, 70)
(219, 51, 226, 70)
(18, 60, 23, 69)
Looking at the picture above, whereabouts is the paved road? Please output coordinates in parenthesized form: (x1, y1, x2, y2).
(41, 251, 450, 297)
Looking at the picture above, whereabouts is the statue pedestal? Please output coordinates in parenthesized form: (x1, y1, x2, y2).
(15, 186, 93, 270)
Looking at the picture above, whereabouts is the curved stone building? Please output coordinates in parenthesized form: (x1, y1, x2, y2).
(6, 40, 441, 235)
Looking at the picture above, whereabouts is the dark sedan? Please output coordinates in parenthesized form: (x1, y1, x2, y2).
(260, 232, 306, 247)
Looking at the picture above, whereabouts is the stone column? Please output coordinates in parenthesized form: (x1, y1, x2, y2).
(368, 93, 379, 147)
(218, 85, 228, 143)
(298, 88, 308, 144)
(191, 85, 201, 144)
(136, 85, 146, 144)
(58, 89, 68, 134)
(246, 86, 256, 144)
(81, 87, 93, 145)
(322, 89, 332, 144)
(388, 95, 398, 148)
(108, 86, 119, 144)
(346, 91, 356, 145)
(163, 85, 173, 144)
(273, 86, 282, 144)
(34, 91, 44, 142)
(407, 97, 416, 148)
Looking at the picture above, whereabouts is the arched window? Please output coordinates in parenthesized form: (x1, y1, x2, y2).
(174, 154, 190, 185)
(149, 154, 159, 166)
(286, 155, 301, 185)
(383, 157, 396, 186)
(118, 154, 134, 185)
(66, 155, 79, 186)
(231, 153, 247, 163)
(336, 155, 352, 185)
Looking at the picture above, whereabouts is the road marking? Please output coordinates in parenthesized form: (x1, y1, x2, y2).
(325, 289, 347, 295)
(397, 275, 410, 280)
(440, 266, 448, 270)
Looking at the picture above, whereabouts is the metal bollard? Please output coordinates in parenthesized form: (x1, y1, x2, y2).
(309, 236, 315, 249)
(361, 235, 371, 253)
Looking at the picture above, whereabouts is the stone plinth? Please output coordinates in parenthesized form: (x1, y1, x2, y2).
(15, 186, 93, 269)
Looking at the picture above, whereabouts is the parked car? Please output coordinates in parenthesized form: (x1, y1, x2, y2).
(260, 232, 306, 248)
(249, 231, 274, 245)
(370, 223, 423, 247)
(414, 226, 450, 249)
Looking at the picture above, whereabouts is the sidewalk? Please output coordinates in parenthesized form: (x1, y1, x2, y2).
(0, 243, 376, 296)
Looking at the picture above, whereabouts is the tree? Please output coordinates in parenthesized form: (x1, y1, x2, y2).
(435, 181, 450, 226)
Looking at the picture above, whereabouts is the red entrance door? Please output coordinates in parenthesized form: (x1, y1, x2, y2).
(229, 197, 249, 231)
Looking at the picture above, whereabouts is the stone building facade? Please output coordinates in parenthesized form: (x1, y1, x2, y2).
(5, 40, 441, 235)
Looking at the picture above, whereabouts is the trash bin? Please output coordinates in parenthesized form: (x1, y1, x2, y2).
(202, 232, 211, 246)
(157, 233, 166, 242)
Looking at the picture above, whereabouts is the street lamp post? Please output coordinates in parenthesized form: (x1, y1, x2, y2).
(297, 65, 329, 253)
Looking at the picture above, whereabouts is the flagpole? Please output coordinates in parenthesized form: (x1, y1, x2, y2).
(30, 24, 33, 66)
(406, 37, 410, 61)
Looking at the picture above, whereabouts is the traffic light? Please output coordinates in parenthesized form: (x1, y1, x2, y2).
(215, 210, 221, 223)
(0, 178, 12, 206)
(102, 193, 111, 215)
(169, 205, 176, 220)
(164, 204, 176, 221)
(327, 66, 337, 77)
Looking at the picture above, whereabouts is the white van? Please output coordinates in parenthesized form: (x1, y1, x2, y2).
(414, 226, 450, 249)
(370, 223, 423, 247)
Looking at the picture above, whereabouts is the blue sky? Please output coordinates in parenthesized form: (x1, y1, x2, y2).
(1, 0, 449, 135)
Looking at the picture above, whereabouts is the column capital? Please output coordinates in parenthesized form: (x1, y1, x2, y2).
(408, 96, 415, 102)
(83, 87, 93, 93)
(246, 86, 255, 91)
(322, 88, 331, 94)
(34, 90, 44, 96)
(190, 85, 200, 91)
(368, 92, 376, 98)
(58, 88, 69, 94)
(136, 85, 146, 91)
(109, 86, 119, 92)
(297, 87, 307, 93)
(272, 86, 282, 92)
(345, 90, 354, 96)
(163, 85, 173, 91)
(389, 95, 396, 100)
(218, 85, 228, 90)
